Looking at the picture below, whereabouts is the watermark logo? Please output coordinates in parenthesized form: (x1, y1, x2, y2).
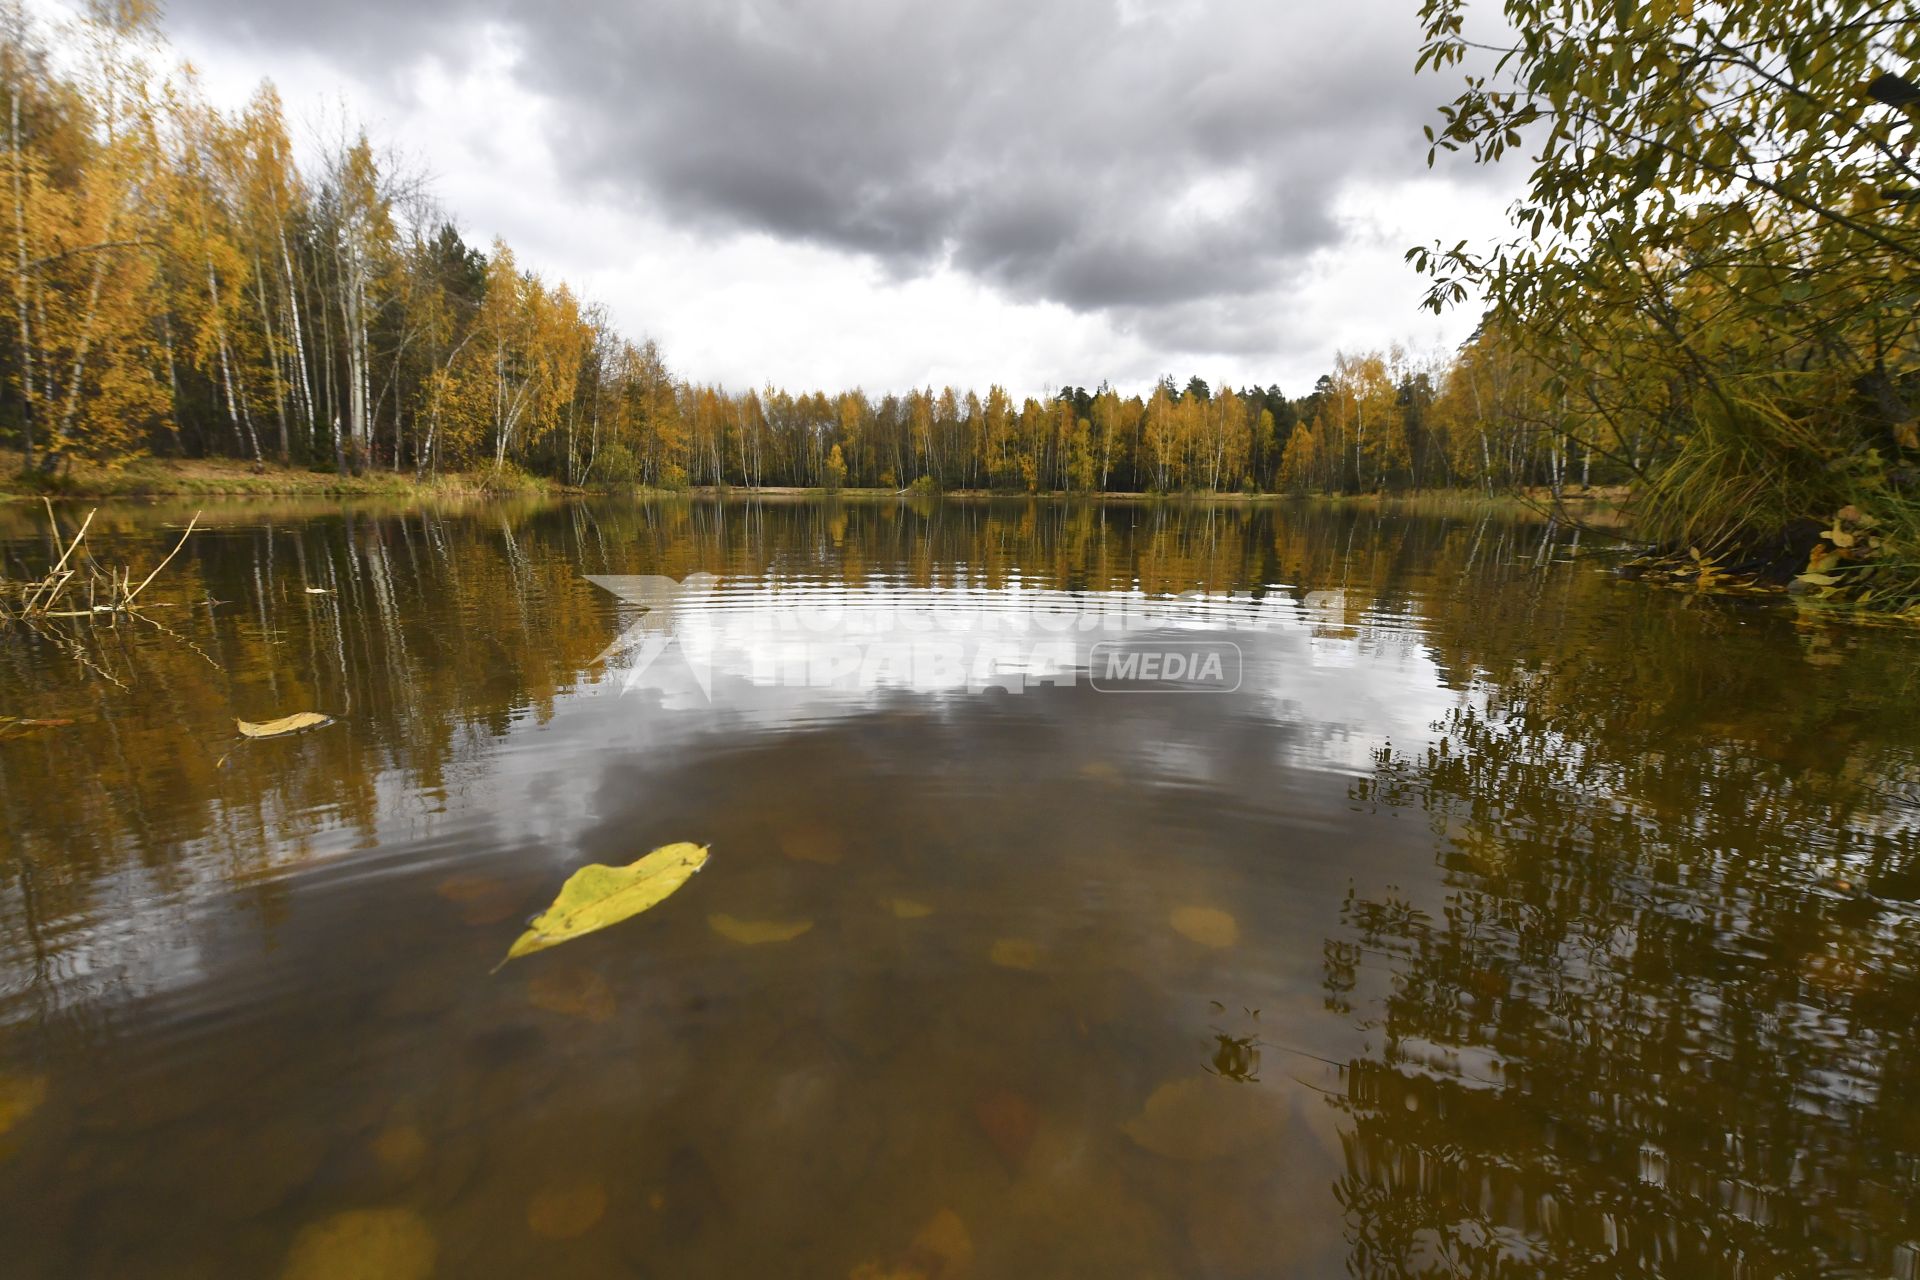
(585, 574, 1282, 702)
(587, 573, 719, 699)
(1088, 640, 1242, 692)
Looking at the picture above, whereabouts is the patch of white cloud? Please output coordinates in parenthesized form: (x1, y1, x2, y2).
(62, 0, 1516, 398)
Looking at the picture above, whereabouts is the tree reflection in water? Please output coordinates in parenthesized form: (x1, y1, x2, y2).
(1332, 635, 1920, 1276)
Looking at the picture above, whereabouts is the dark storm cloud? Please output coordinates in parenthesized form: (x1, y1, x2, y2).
(165, 0, 1460, 341)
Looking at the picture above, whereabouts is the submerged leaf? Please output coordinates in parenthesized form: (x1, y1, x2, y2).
(370, 1123, 426, 1172)
(780, 822, 846, 865)
(883, 897, 934, 920)
(850, 1207, 974, 1280)
(236, 712, 334, 739)
(281, 1208, 436, 1280)
(989, 938, 1041, 970)
(1170, 905, 1240, 948)
(708, 913, 814, 944)
(496, 842, 709, 970)
(973, 1088, 1040, 1171)
(527, 1180, 607, 1239)
(1122, 1075, 1286, 1161)
(911, 1209, 973, 1276)
(0, 1073, 47, 1137)
(526, 967, 616, 1022)
(436, 873, 524, 926)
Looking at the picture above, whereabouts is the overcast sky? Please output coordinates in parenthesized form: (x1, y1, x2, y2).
(144, 0, 1515, 398)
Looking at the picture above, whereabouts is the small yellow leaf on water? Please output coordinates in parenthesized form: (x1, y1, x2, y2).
(526, 967, 616, 1022)
(708, 913, 814, 945)
(236, 712, 334, 739)
(989, 938, 1041, 970)
(0, 1073, 47, 1137)
(527, 1180, 607, 1239)
(1078, 760, 1121, 782)
(496, 842, 709, 971)
(884, 897, 934, 920)
(1170, 906, 1239, 948)
(282, 1208, 435, 1280)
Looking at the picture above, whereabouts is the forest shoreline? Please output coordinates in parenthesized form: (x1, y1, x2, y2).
(0, 454, 571, 501)
(9, 463, 1878, 614)
(3, 455, 1633, 516)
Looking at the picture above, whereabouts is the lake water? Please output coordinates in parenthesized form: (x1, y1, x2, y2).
(2, 496, 1918, 1278)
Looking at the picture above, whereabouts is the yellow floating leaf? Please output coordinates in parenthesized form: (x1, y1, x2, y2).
(709, 913, 814, 945)
(1122, 1075, 1286, 1161)
(495, 842, 709, 971)
(883, 897, 934, 920)
(1170, 905, 1239, 948)
(527, 1179, 607, 1239)
(1078, 760, 1121, 781)
(0, 1073, 47, 1137)
(282, 1208, 436, 1280)
(526, 967, 616, 1022)
(989, 938, 1040, 970)
(236, 712, 334, 739)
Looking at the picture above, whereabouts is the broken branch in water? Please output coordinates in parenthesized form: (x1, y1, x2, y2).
(4, 505, 202, 621)
(19, 499, 93, 615)
(123, 513, 199, 608)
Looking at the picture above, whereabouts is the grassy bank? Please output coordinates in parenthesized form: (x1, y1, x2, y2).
(688, 484, 1625, 514)
(5, 461, 1639, 521)
(2, 454, 565, 500)
(1300, 484, 1633, 525)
